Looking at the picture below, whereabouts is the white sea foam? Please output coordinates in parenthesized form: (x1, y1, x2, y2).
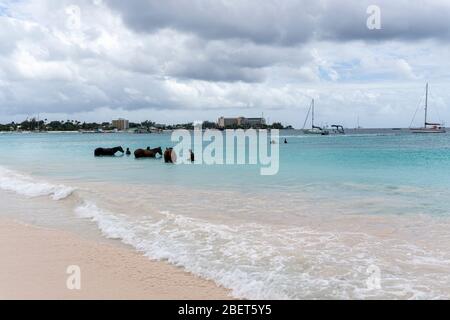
(74, 201, 292, 299)
(0, 166, 75, 200)
(74, 200, 450, 300)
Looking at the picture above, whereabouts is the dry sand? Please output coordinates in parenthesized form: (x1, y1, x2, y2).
(0, 219, 231, 300)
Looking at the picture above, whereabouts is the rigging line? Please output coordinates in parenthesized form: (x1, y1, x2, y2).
(428, 90, 444, 124)
(302, 101, 312, 129)
(409, 94, 424, 128)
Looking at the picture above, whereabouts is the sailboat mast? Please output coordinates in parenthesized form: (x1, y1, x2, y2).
(311, 99, 315, 128)
(424, 83, 429, 127)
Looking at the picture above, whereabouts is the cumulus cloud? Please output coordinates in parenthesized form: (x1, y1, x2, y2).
(105, 0, 450, 43)
(0, 0, 449, 127)
(104, 0, 319, 45)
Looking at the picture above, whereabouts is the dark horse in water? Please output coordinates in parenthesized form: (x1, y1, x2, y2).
(94, 146, 124, 157)
(134, 147, 163, 159)
(164, 148, 177, 163)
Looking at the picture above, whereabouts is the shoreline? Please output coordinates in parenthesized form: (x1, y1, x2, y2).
(0, 219, 231, 300)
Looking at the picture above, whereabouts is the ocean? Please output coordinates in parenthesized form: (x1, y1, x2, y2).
(1, 130, 450, 299)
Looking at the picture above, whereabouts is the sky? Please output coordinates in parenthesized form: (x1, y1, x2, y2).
(0, 0, 449, 128)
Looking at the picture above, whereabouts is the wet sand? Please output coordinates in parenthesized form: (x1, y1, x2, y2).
(0, 219, 231, 300)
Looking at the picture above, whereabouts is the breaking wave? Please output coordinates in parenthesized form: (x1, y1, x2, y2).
(0, 166, 75, 200)
(74, 200, 450, 300)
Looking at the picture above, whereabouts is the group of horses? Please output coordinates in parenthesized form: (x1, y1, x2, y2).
(94, 146, 181, 163)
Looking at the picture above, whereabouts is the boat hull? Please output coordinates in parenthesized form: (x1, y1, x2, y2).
(303, 129, 330, 135)
(410, 128, 446, 134)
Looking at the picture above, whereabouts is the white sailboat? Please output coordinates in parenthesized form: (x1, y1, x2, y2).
(411, 83, 446, 134)
(302, 99, 329, 135)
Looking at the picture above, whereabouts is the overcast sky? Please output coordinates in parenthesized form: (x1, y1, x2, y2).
(0, 0, 449, 128)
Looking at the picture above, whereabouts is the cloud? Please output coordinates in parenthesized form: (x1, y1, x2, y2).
(0, 0, 449, 128)
(318, 1, 450, 42)
(105, 0, 450, 44)
(104, 0, 319, 46)
(394, 59, 418, 80)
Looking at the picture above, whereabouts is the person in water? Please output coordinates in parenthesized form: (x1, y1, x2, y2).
(126, 148, 131, 156)
(284, 139, 288, 144)
(189, 149, 195, 162)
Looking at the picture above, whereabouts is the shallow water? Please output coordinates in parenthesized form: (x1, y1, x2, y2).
(1, 131, 450, 299)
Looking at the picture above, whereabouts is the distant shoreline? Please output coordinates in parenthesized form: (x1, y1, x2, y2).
(1, 128, 448, 134)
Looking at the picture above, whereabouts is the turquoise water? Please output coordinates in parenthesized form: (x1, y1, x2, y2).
(1, 131, 450, 186)
(2, 131, 450, 299)
(1, 131, 450, 216)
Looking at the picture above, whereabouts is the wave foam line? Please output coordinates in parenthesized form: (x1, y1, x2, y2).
(74, 201, 297, 299)
(74, 200, 450, 300)
(0, 166, 75, 200)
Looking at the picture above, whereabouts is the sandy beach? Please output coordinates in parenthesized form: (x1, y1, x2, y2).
(0, 219, 230, 300)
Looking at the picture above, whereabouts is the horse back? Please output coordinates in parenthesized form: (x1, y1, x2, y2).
(134, 149, 145, 158)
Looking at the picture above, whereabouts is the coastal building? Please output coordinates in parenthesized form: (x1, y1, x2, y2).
(244, 118, 267, 127)
(112, 118, 129, 131)
(217, 117, 266, 128)
(218, 117, 240, 128)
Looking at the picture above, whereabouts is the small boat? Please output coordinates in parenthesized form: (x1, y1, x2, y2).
(331, 125, 345, 134)
(411, 83, 446, 134)
(302, 99, 329, 135)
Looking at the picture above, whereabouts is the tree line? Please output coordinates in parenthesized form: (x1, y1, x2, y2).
(0, 118, 291, 132)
